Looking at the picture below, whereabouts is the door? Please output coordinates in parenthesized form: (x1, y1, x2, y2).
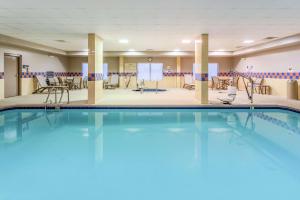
(4, 55, 20, 97)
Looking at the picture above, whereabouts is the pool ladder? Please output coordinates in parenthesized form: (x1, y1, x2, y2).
(44, 100, 61, 112)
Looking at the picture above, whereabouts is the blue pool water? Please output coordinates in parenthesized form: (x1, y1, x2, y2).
(1, 108, 300, 200)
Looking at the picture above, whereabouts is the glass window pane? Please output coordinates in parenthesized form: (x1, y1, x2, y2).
(208, 63, 219, 80)
(137, 63, 151, 81)
(150, 63, 163, 81)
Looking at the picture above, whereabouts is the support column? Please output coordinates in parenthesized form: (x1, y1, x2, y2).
(195, 34, 209, 104)
(176, 56, 181, 88)
(88, 33, 103, 104)
(0, 49, 4, 99)
(119, 56, 125, 88)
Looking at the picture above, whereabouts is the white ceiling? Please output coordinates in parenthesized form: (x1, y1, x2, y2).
(1, 0, 300, 52)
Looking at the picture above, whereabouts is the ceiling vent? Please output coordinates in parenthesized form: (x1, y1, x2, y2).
(263, 37, 278, 40)
(54, 40, 67, 43)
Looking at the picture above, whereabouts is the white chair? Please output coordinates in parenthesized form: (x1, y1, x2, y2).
(183, 74, 195, 90)
(34, 75, 70, 104)
(105, 74, 119, 89)
(34, 76, 49, 93)
(73, 76, 81, 89)
(218, 86, 237, 104)
(48, 77, 58, 86)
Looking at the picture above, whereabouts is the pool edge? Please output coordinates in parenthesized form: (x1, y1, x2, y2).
(1, 104, 300, 113)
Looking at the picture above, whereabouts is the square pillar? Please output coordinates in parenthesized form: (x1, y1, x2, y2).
(88, 33, 104, 104)
(195, 34, 209, 104)
(0, 49, 4, 99)
(176, 56, 181, 88)
(119, 56, 125, 88)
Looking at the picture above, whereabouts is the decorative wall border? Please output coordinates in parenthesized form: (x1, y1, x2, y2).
(88, 73, 103, 81)
(108, 72, 194, 77)
(194, 73, 209, 81)
(218, 71, 300, 80)
(7, 70, 300, 80)
(20, 72, 82, 78)
(0, 72, 4, 79)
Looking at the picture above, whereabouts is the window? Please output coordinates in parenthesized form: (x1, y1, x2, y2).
(82, 63, 88, 78)
(103, 63, 108, 81)
(208, 63, 219, 80)
(137, 63, 163, 81)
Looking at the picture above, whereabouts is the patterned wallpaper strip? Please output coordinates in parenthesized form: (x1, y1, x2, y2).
(5, 71, 300, 80)
(20, 72, 83, 78)
(218, 71, 300, 80)
(109, 72, 193, 77)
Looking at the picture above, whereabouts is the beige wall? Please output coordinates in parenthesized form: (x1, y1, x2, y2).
(0, 44, 70, 97)
(68, 56, 87, 72)
(68, 56, 233, 73)
(233, 45, 300, 98)
(0, 44, 69, 72)
(233, 45, 300, 72)
(68, 56, 119, 73)
(0, 48, 234, 99)
(181, 57, 233, 72)
(124, 57, 178, 72)
(67, 56, 233, 89)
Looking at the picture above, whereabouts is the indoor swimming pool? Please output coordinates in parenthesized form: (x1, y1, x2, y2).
(0, 108, 300, 200)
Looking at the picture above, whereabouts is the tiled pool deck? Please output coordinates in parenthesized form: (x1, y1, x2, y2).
(1, 88, 300, 111)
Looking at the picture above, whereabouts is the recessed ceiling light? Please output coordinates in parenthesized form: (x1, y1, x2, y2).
(119, 39, 129, 44)
(182, 39, 191, 44)
(243, 40, 254, 44)
(173, 49, 181, 52)
(218, 49, 225, 52)
(128, 49, 135, 52)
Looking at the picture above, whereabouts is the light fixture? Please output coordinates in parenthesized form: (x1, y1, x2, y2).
(195, 40, 202, 43)
(243, 40, 254, 44)
(182, 39, 191, 44)
(173, 49, 181, 52)
(54, 40, 66, 43)
(128, 49, 135, 52)
(264, 36, 278, 40)
(119, 39, 129, 44)
(218, 49, 225, 52)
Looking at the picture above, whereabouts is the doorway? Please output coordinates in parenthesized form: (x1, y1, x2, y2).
(4, 54, 21, 98)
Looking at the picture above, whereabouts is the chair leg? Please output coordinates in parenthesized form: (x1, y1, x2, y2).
(45, 88, 51, 103)
(59, 88, 64, 103)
